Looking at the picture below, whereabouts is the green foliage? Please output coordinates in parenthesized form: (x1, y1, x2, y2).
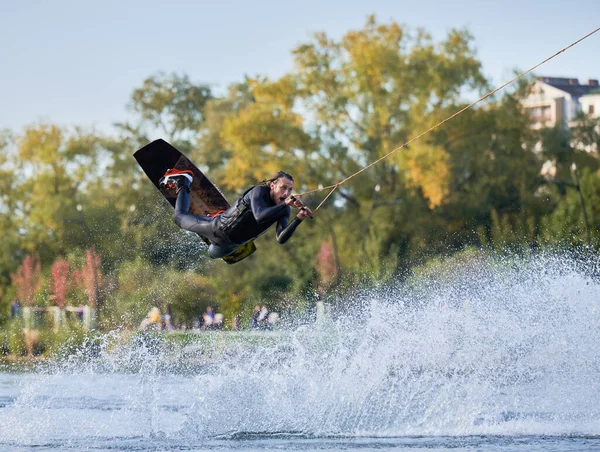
(128, 72, 212, 142)
(0, 321, 27, 357)
(0, 133, 22, 289)
(101, 258, 217, 330)
(571, 113, 600, 152)
(34, 324, 89, 358)
(541, 167, 600, 245)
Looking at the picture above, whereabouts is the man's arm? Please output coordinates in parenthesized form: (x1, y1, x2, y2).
(276, 216, 303, 244)
(276, 201, 313, 244)
(249, 186, 289, 223)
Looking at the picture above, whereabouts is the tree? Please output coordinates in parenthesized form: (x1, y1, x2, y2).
(217, 76, 316, 192)
(128, 72, 212, 145)
(571, 112, 600, 155)
(11, 255, 41, 307)
(72, 248, 102, 307)
(429, 89, 545, 251)
(0, 131, 22, 289)
(82, 248, 102, 307)
(50, 257, 70, 308)
(292, 18, 487, 207)
(14, 125, 104, 261)
(314, 240, 338, 291)
(541, 167, 600, 246)
(287, 17, 491, 275)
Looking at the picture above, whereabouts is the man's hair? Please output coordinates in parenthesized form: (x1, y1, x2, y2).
(260, 171, 294, 185)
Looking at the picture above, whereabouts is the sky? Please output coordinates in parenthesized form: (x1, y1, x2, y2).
(1, 0, 599, 136)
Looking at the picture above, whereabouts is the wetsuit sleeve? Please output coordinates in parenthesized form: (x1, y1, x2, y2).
(276, 216, 303, 244)
(249, 186, 289, 224)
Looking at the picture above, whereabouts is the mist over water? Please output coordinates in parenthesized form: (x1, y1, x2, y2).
(1, 251, 600, 449)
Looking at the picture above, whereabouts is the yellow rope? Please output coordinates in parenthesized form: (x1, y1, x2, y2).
(298, 26, 600, 213)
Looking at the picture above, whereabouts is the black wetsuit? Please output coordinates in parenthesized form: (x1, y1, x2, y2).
(174, 185, 303, 259)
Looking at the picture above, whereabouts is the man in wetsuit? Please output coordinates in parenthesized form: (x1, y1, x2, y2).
(159, 169, 313, 259)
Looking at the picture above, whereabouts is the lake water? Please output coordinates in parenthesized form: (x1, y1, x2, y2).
(1, 252, 600, 451)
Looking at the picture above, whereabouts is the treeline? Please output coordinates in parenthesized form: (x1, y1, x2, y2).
(1, 17, 600, 329)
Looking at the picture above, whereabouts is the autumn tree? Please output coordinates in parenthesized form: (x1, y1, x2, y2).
(315, 240, 338, 291)
(50, 257, 70, 308)
(72, 247, 102, 307)
(11, 255, 41, 306)
(291, 18, 488, 207)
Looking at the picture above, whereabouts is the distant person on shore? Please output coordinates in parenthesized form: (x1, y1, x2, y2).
(10, 299, 21, 319)
(139, 307, 162, 331)
(213, 313, 224, 330)
(251, 304, 261, 330)
(267, 312, 279, 329)
(258, 305, 269, 330)
(202, 305, 215, 330)
(164, 304, 174, 331)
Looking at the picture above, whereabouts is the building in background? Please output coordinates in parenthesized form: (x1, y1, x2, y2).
(522, 77, 599, 129)
(580, 92, 600, 119)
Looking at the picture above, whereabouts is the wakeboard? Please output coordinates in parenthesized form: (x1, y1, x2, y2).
(133, 139, 256, 264)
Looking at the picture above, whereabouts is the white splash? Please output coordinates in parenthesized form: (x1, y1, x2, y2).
(1, 251, 600, 445)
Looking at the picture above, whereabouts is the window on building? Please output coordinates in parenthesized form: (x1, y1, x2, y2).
(589, 104, 595, 115)
(541, 106, 551, 120)
(527, 105, 552, 123)
(528, 107, 541, 122)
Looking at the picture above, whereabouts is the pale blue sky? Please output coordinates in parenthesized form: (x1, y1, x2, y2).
(1, 0, 599, 135)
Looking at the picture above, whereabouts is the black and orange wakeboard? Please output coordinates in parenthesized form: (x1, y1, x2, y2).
(134, 139, 256, 264)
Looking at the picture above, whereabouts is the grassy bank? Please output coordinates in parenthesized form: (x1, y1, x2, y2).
(0, 326, 300, 369)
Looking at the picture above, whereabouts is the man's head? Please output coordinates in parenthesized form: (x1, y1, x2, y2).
(267, 171, 294, 205)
